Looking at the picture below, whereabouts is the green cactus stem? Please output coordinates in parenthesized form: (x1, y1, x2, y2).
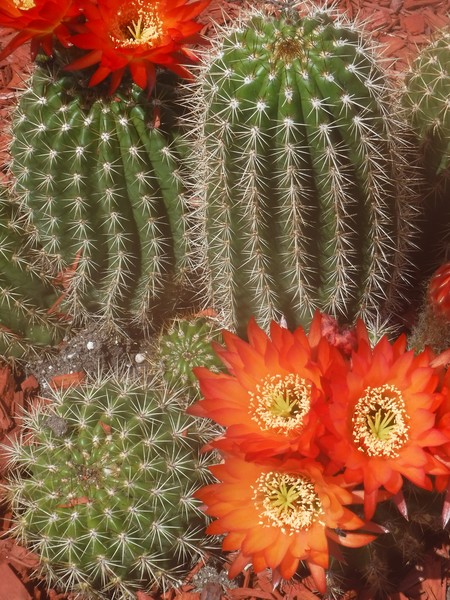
(402, 28, 450, 269)
(0, 183, 66, 358)
(151, 315, 224, 399)
(403, 28, 450, 191)
(10, 59, 194, 328)
(184, 5, 419, 336)
(4, 376, 219, 599)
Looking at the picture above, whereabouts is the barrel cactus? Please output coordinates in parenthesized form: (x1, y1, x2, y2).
(10, 58, 193, 327)
(185, 4, 419, 336)
(0, 183, 66, 358)
(4, 376, 219, 599)
(402, 28, 450, 268)
(403, 28, 450, 195)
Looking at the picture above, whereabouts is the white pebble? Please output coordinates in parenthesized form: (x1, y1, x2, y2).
(86, 341, 95, 350)
(135, 353, 146, 364)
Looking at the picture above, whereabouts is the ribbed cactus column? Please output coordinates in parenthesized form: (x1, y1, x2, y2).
(0, 184, 66, 358)
(402, 28, 450, 269)
(10, 62, 193, 327)
(186, 6, 418, 336)
(4, 377, 218, 598)
(403, 28, 450, 193)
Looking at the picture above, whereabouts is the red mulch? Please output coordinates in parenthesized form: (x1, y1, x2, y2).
(0, 0, 449, 598)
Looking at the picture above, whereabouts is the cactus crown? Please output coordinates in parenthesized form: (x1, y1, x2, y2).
(184, 4, 418, 336)
(4, 376, 219, 599)
(152, 316, 224, 399)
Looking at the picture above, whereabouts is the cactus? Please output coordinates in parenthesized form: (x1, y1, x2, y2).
(184, 4, 419, 336)
(150, 315, 224, 399)
(403, 28, 450, 194)
(402, 29, 450, 268)
(0, 183, 66, 358)
(4, 376, 219, 599)
(10, 58, 194, 328)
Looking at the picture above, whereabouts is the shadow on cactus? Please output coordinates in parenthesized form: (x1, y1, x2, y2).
(402, 28, 450, 271)
(184, 3, 421, 337)
(3, 376, 220, 599)
(10, 55, 196, 329)
(0, 184, 67, 359)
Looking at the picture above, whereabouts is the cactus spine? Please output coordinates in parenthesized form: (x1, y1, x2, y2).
(185, 5, 418, 336)
(403, 28, 450, 193)
(402, 28, 450, 267)
(10, 60, 193, 327)
(0, 183, 66, 358)
(4, 376, 218, 599)
(151, 316, 224, 399)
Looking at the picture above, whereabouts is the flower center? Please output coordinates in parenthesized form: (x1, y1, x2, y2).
(13, 0, 35, 8)
(110, 1, 164, 49)
(352, 384, 410, 458)
(253, 472, 323, 533)
(248, 373, 312, 433)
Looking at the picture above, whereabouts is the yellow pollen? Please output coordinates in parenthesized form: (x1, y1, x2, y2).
(248, 373, 312, 434)
(13, 0, 35, 8)
(252, 472, 324, 533)
(110, 1, 164, 49)
(352, 384, 410, 458)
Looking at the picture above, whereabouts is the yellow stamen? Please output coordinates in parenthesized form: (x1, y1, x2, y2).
(13, 0, 35, 8)
(253, 472, 323, 533)
(352, 384, 410, 458)
(110, 1, 164, 49)
(249, 373, 312, 434)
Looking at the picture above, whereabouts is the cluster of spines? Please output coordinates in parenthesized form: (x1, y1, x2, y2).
(0, 183, 66, 358)
(10, 63, 194, 328)
(151, 316, 224, 399)
(4, 376, 218, 599)
(403, 28, 450, 190)
(183, 4, 419, 336)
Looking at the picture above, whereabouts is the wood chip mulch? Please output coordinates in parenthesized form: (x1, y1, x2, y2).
(0, 0, 449, 599)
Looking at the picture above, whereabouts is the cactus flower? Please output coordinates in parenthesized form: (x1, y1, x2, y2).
(189, 315, 347, 463)
(322, 320, 449, 519)
(196, 455, 378, 592)
(66, 0, 211, 92)
(0, 0, 79, 59)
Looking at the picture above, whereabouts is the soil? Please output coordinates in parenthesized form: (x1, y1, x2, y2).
(0, 0, 449, 599)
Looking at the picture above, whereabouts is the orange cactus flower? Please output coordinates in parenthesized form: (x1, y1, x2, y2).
(196, 455, 379, 593)
(65, 0, 211, 92)
(0, 0, 80, 59)
(189, 315, 347, 463)
(322, 320, 449, 520)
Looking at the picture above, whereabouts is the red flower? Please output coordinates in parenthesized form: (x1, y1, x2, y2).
(322, 320, 449, 519)
(196, 455, 378, 593)
(66, 0, 211, 92)
(0, 0, 80, 59)
(189, 315, 346, 463)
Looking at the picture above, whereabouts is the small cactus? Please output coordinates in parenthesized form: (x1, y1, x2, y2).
(4, 376, 219, 599)
(151, 315, 224, 399)
(10, 58, 194, 327)
(184, 4, 419, 336)
(0, 183, 66, 358)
